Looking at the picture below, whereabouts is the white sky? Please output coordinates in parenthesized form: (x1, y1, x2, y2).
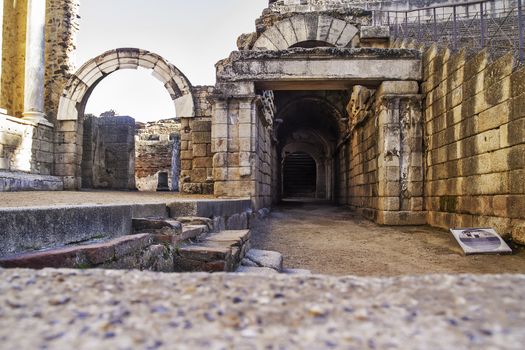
(76, 0, 268, 122)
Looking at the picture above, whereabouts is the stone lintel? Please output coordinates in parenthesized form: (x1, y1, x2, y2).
(217, 48, 422, 89)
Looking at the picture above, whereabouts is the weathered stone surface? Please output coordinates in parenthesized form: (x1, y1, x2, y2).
(0, 270, 524, 349)
(206, 230, 251, 246)
(236, 266, 278, 274)
(177, 216, 213, 230)
(135, 118, 181, 192)
(0, 234, 153, 269)
(216, 48, 422, 85)
(0, 204, 134, 258)
(0, 170, 63, 192)
(244, 249, 283, 272)
(181, 224, 209, 241)
(284, 268, 312, 275)
(132, 218, 182, 235)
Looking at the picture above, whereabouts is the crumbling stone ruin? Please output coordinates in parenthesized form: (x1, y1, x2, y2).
(135, 118, 181, 192)
(2, 0, 525, 347)
(1, 0, 525, 243)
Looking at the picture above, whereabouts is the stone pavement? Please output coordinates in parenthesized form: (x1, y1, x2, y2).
(0, 268, 524, 349)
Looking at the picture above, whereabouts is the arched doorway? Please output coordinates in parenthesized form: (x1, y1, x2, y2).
(283, 152, 317, 198)
(274, 94, 346, 202)
(55, 48, 195, 190)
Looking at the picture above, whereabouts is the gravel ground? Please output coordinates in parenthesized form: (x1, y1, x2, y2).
(251, 201, 525, 276)
(0, 191, 215, 208)
(0, 268, 524, 349)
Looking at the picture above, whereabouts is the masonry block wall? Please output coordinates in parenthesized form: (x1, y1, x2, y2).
(135, 119, 180, 192)
(342, 86, 380, 220)
(254, 106, 273, 209)
(81, 116, 135, 190)
(179, 86, 215, 195)
(423, 47, 525, 243)
(0, 115, 54, 175)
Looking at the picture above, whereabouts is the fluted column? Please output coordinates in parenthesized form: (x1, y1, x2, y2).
(0, 0, 5, 114)
(22, 0, 49, 125)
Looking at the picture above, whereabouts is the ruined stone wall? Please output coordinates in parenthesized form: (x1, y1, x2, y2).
(423, 48, 525, 243)
(135, 119, 180, 192)
(341, 86, 380, 218)
(179, 86, 215, 195)
(44, 0, 79, 123)
(254, 110, 273, 209)
(82, 116, 135, 190)
(0, 115, 54, 175)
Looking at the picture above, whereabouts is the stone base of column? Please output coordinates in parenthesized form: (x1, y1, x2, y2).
(22, 111, 53, 127)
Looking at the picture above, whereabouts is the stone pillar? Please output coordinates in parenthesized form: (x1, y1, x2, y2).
(211, 95, 257, 199)
(0, 0, 5, 114)
(375, 81, 426, 225)
(22, 0, 49, 125)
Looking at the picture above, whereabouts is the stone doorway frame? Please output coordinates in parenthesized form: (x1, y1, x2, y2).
(54, 48, 195, 189)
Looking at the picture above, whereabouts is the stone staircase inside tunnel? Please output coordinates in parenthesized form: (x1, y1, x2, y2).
(0, 213, 310, 275)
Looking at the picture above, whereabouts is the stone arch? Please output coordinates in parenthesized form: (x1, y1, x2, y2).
(55, 48, 195, 189)
(253, 14, 359, 51)
(57, 48, 195, 121)
(277, 95, 346, 139)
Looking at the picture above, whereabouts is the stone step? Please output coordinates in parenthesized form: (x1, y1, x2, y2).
(132, 218, 182, 235)
(173, 230, 251, 273)
(236, 266, 278, 274)
(242, 249, 283, 272)
(181, 224, 209, 241)
(283, 268, 312, 275)
(0, 234, 165, 270)
(176, 217, 213, 231)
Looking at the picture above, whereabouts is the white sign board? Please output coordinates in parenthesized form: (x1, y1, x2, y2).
(450, 228, 512, 255)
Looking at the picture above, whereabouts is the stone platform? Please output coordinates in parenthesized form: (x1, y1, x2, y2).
(0, 191, 251, 258)
(0, 269, 523, 349)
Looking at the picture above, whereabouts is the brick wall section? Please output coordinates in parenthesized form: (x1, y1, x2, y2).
(135, 119, 180, 191)
(423, 47, 525, 243)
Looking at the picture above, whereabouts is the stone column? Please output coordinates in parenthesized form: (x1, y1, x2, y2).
(375, 81, 425, 225)
(0, 0, 5, 114)
(22, 0, 49, 125)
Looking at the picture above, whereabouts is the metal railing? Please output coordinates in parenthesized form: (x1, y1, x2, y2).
(373, 0, 525, 64)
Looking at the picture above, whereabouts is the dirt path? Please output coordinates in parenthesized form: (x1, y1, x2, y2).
(251, 201, 525, 276)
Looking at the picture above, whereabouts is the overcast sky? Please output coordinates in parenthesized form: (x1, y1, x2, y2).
(76, 0, 268, 121)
